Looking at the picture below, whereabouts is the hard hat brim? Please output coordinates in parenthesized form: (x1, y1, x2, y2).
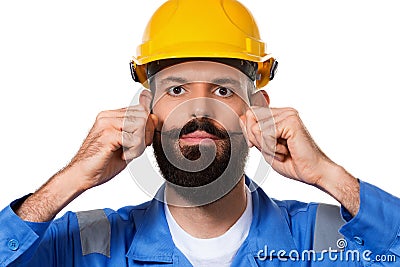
(133, 41, 272, 66)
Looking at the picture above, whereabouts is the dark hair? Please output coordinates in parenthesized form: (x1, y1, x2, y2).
(147, 58, 258, 81)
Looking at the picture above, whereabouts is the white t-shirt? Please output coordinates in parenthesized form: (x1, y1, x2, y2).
(164, 187, 253, 267)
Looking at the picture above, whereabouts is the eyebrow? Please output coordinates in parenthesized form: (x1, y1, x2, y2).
(159, 76, 189, 85)
(210, 77, 241, 87)
(158, 76, 241, 87)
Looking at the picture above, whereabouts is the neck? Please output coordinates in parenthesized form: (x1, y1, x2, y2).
(166, 176, 247, 239)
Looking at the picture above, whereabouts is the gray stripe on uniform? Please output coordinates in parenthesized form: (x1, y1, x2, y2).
(76, 209, 111, 257)
(313, 203, 346, 252)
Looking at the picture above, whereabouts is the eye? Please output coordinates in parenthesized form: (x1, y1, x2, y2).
(167, 86, 186, 96)
(214, 87, 233, 97)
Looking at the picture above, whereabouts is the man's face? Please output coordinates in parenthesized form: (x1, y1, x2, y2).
(150, 61, 253, 204)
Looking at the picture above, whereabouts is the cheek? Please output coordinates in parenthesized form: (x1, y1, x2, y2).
(152, 100, 192, 131)
(224, 93, 249, 114)
(212, 100, 247, 132)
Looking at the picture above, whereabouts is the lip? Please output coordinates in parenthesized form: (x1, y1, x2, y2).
(180, 130, 219, 144)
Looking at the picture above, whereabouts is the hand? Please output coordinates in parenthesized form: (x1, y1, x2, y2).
(68, 89, 158, 191)
(240, 105, 360, 216)
(15, 90, 158, 222)
(241, 106, 332, 186)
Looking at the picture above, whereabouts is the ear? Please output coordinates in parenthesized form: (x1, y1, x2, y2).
(250, 89, 270, 107)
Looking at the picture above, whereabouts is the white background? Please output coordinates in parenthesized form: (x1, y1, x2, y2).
(1, 0, 399, 216)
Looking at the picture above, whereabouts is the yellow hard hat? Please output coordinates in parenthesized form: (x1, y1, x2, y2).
(130, 0, 278, 88)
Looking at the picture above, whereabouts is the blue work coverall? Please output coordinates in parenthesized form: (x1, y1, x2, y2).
(0, 177, 399, 266)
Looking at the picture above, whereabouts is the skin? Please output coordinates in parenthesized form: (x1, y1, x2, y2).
(14, 62, 359, 241)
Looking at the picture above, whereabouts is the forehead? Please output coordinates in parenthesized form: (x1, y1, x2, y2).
(153, 61, 247, 85)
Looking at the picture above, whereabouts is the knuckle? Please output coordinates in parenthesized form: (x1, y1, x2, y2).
(136, 117, 147, 125)
(123, 134, 142, 148)
(101, 128, 115, 139)
(122, 131, 131, 143)
(95, 117, 109, 129)
(135, 104, 146, 111)
(129, 150, 141, 160)
(136, 118, 147, 132)
(132, 136, 144, 147)
(251, 123, 260, 132)
(246, 109, 254, 117)
(125, 115, 146, 126)
(124, 146, 144, 160)
(286, 107, 299, 116)
(96, 110, 108, 120)
(127, 104, 146, 114)
(287, 114, 300, 125)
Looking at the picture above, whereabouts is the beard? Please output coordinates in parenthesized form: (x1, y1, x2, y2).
(152, 117, 249, 205)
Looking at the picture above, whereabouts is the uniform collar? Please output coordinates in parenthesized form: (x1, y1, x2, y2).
(242, 177, 298, 257)
(126, 183, 174, 263)
(126, 176, 298, 263)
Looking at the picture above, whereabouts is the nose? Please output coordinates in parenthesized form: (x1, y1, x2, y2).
(190, 83, 215, 119)
(192, 100, 211, 118)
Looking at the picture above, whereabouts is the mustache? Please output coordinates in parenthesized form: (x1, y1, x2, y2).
(155, 117, 243, 139)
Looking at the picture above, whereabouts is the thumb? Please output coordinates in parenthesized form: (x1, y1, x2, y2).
(239, 114, 253, 148)
(145, 114, 158, 146)
(139, 89, 153, 113)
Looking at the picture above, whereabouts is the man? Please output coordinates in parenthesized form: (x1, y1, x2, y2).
(0, 0, 399, 266)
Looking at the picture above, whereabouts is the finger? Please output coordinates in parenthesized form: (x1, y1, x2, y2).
(275, 143, 289, 156)
(260, 149, 284, 166)
(96, 112, 149, 134)
(253, 125, 287, 159)
(273, 153, 286, 162)
(246, 109, 261, 149)
(122, 131, 144, 150)
(250, 90, 269, 107)
(262, 150, 286, 165)
(121, 117, 147, 133)
(260, 121, 290, 156)
(96, 107, 148, 123)
(124, 110, 149, 120)
(94, 127, 123, 152)
(272, 112, 303, 142)
(145, 114, 158, 146)
(277, 138, 287, 147)
(257, 111, 289, 148)
(251, 122, 262, 145)
(268, 108, 300, 128)
(122, 146, 146, 161)
(249, 106, 274, 123)
(95, 116, 125, 134)
(270, 107, 298, 117)
(239, 114, 252, 147)
(125, 104, 148, 113)
(248, 107, 290, 155)
(95, 109, 126, 122)
(259, 119, 276, 140)
(260, 134, 275, 153)
(251, 107, 299, 125)
(139, 89, 153, 113)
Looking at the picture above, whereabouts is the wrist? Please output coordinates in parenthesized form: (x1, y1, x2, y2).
(315, 162, 360, 216)
(51, 166, 88, 202)
(16, 167, 86, 222)
(314, 161, 345, 189)
(64, 164, 94, 192)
